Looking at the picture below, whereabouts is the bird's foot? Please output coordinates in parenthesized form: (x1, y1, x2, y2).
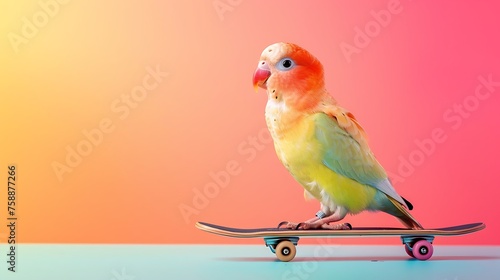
(278, 221, 352, 230)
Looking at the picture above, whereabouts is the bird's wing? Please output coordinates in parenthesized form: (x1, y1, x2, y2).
(314, 109, 407, 206)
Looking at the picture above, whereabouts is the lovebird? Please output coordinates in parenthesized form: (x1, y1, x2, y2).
(252, 42, 423, 230)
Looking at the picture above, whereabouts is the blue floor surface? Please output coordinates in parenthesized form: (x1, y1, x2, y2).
(1, 245, 499, 280)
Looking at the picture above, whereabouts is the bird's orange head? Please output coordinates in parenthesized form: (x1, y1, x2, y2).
(252, 42, 326, 109)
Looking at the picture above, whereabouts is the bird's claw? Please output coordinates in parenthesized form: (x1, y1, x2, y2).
(277, 221, 289, 229)
(277, 221, 352, 230)
(277, 221, 302, 229)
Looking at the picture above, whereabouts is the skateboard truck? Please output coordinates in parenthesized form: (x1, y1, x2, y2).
(401, 235, 435, 260)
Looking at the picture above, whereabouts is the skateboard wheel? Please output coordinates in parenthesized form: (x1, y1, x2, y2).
(275, 241, 296, 262)
(404, 244, 414, 258)
(412, 240, 433, 260)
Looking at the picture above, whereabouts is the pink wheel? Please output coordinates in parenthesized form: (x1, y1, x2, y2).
(412, 240, 433, 260)
(404, 244, 414, 258)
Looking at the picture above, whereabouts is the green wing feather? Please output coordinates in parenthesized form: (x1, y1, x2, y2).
(314, 113, 407, 206)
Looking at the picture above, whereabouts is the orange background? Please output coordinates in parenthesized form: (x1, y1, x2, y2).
(0, 1, 499, 245)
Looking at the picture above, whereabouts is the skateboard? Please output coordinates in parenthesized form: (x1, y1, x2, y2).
(196, 221, 485, 262)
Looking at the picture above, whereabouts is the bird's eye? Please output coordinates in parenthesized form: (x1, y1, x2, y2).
(277, 58, 295, 71)
(282, 59, 292, 68)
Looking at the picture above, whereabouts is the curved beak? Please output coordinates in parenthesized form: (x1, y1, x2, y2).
(252, 61, 271, 92)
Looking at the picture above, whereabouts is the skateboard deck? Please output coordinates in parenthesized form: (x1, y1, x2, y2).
(196, 221, 485, 262)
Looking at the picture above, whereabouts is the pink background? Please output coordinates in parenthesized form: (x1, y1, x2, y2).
(0, 1, 499, 245)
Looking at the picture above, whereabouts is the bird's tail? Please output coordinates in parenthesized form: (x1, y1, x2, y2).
(387, 196, 423, 230)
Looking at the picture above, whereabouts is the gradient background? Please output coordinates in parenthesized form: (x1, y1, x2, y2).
(0, 1, 499, 245)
